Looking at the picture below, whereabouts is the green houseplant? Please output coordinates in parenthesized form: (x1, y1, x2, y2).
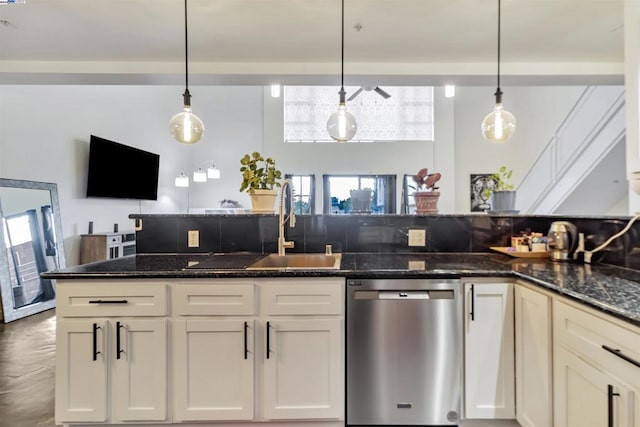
(239, 152, 282, 213)
(483, 166, 516, 213)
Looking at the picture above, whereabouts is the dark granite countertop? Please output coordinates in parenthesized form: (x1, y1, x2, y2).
(42, 252, 640, 327)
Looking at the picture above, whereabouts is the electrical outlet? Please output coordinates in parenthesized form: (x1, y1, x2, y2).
(408, 229, 426, 247)
(188, 230, 199, 248)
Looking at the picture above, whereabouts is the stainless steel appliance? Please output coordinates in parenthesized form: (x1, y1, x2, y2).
(547, 221, 578, 261)
(347, 278, 463, 426)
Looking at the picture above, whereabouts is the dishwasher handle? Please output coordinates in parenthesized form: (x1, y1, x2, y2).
(380, 291, 430, 300)
(355, 290, 455, 300)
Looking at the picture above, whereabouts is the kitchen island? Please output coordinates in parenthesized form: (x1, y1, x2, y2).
(44, 252, 640, 427)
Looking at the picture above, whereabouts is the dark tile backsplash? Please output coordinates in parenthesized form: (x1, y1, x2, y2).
(130, 213, 640, 270)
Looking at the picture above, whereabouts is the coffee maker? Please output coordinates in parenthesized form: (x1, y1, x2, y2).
(547, 221, 578, 261)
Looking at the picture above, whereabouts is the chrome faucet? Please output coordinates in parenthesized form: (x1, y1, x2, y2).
(278, 179, 296, 256)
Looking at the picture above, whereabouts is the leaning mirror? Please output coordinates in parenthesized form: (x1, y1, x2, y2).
(0, 178, 66, 323)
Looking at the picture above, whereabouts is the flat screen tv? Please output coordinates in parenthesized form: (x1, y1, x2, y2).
(86, 135, 160, 200)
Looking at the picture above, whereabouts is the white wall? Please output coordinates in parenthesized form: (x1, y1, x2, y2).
(453, 86, 587, 212)
(0, 85, 265, 265)
(262, 87, 455, 213)
(0, 83, 603, 267)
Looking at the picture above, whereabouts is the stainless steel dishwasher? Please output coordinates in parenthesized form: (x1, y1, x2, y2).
(346, 278, 462, 426)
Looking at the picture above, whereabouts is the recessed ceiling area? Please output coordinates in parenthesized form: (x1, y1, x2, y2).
(0, 0, 626, 86)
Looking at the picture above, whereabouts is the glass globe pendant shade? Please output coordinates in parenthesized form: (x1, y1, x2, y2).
(170, 105, 204, 144)
(481, 103, 516, 144)
(327, 103, 357, 143)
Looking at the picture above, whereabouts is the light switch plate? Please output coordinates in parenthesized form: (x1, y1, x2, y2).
(408, 229, 426, 247)
(188, 230, 199, 248)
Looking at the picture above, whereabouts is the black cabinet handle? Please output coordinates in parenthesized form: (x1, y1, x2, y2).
(602, 345, 640, 368)
(244, 321, 249, 360)
(470, 284, 475, 321)
(266, 321, 271, 359)
(607, 384, 620, 427)
(92, 323, 101, 361)
(89, 299, 128, 304)
(116, 321, 123, 360)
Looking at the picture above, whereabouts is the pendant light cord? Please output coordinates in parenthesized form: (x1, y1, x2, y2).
(495, 0, 503, 102)
(338, 0, 346, 103)
(182, 0, 192, 106)
(341, 0, 345, 90)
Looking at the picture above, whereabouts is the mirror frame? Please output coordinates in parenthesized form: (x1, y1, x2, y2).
(0, 178, 66, 322)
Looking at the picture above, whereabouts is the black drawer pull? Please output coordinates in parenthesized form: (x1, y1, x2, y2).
(607, 384, 620, 427)
(244, 321, 249, 360)
(88, 299, 129, 304)
(116, 321, 124, 360)
(602, 345, 640, 368)
(92, 323, 101, 361)
(266, 321, 271, 359)
(470, 284, 475, 321)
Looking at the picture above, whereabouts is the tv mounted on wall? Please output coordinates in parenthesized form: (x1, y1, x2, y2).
(86, 135, 160, 200)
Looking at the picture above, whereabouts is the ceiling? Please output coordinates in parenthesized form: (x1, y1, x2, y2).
(0, 0, 627, 86)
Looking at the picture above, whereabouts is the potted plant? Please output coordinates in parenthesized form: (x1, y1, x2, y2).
(239, 151, 282, 213)
(483, 166, 516, 212)
(412, 168, 441, 214)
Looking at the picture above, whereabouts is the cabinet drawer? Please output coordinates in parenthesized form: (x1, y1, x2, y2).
(261, 280, 343, 316)
(554, 299, 640, 384)
(173, 283, 256, 316)
(57, 282, 167, 317)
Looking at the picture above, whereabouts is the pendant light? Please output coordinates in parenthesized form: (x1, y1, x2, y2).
(481, 0, 516, 143)
(169, 0, 204, 144)
(326, 0, 357, 143)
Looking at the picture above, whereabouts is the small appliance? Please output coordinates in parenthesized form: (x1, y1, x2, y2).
(547, 221, 578, 261)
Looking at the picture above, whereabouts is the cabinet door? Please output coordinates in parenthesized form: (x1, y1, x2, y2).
(55, 319, 108, 424)
(263, 318, 343, 420)
(464, 282, 515, 419)
(554, 345, 635, 427)
(515, 284, 553, 427)
(173, 319, 254, 421)
(112, 318, 167, 422)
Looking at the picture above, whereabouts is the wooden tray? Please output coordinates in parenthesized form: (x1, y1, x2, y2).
(490, 246, 549, 258)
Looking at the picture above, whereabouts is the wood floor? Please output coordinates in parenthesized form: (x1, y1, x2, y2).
(0, 309, 56, 427)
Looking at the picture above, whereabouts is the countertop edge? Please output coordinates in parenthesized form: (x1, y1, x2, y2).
(44, 258, 640, 327)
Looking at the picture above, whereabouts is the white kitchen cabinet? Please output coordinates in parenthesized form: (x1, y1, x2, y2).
(172, 282, 256, 422)
(514, 282, 553, 427)
(55, 318, 168, 424)
(172, 278, 344, 423)
(553, 298, 640, 427)
(261, 280, 344, 420)
(55, 281, 168, 425)
(173, 318, 255, 421)
(56, 319, 108, 423)
(263, 318, 343, 419)
(463, 280, 515, 419)
(554, 345, 636, 427)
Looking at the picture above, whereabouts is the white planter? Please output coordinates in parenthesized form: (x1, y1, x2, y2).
(490, 190, 516, 212)
(249, 189, 277, 213)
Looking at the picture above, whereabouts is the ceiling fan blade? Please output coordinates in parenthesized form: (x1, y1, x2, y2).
(347, 87, 363, 102)
(374, 86, 391, 99)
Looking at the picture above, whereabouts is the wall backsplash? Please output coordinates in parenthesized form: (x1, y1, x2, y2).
(129, 214, 640, 270)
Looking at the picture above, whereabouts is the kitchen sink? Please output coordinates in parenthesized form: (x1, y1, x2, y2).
(246, 253, 342, 270)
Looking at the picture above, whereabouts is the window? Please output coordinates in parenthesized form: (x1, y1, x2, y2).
(284, 86, 434, 143)
(401, 174, 418, 214)
(322, 175, 396, 214)
(285, 174, 315, 214)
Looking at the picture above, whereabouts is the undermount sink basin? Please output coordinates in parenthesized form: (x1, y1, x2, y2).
(246, 253, 342, 270)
